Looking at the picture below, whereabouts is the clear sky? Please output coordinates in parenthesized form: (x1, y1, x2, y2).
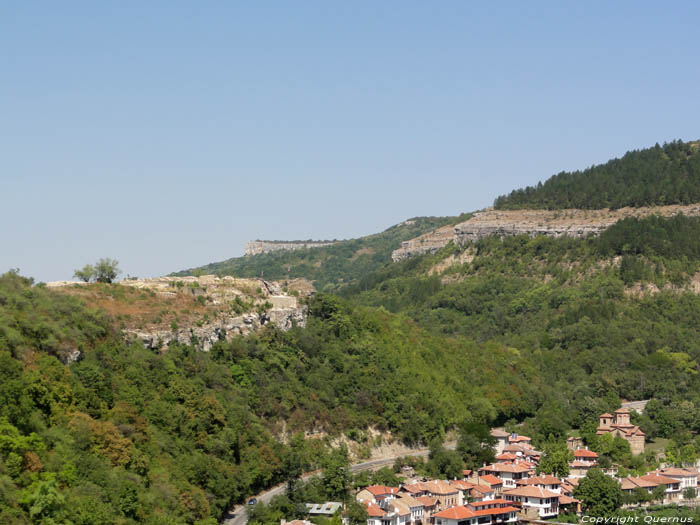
(2, 1, 700, 282)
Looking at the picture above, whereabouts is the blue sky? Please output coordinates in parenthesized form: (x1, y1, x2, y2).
(2, 1, 700, 282)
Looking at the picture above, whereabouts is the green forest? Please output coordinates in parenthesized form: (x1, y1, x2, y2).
(4, 215, 700, 523)
(7, 138, 700, 522)
(494, 140, 700, 210)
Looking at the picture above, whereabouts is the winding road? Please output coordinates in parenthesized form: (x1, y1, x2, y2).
(222, 442, 456, 525)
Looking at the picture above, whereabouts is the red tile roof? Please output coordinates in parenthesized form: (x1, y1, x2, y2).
(416, 496, 438, 507)
(469, 498, 511, 507)
(559, 494, 580, 505)
(433, 505, 519, 520)
(573, 449, 599, 458)
(517, 475, 561, 486)
(660, 467, 698, 477)
(641, 473, 680, 486)
(503, 486, 560, 499)
(366, 485, 400, 496)
(365, 502, 386, 517)
(479, 474, 503, 486)
(480, 462, 533, 473)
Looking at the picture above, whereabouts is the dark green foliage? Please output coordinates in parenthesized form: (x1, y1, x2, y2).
(172, 215, 470, 291)
(494, 140, 700, 210)
(456, 421, 496, 470)
(574, 468, 623, 515)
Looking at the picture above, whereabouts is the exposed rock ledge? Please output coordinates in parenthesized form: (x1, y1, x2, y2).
(47, 275, 309, 352)
(245, 240, 337, 256)
(392, 204, 700, 261)
(125, 303, 305, 352)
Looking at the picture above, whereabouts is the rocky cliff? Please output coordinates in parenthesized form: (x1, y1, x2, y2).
(244, 240, 337, 256)
(392, 204, 700, 261)
(47, 275, 310, 351)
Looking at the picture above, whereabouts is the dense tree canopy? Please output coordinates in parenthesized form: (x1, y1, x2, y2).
(494, 140, 700, 210)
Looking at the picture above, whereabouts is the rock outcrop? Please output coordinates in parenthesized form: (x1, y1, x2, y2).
(392, 204, 700, 261)
(245, 240, 337, 256)
(47, 275, 310, 351)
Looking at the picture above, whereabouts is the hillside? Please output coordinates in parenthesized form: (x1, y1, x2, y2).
(0, 270, 546, 524)
(494, 139, 700, 210)
(342, 213, 700, 446)
(6, 139, 700, 523)
(392, 203, 700, 261)
(172, 215, 469, 292)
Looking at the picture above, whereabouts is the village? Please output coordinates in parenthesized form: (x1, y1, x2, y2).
(279, 408, 699, 525)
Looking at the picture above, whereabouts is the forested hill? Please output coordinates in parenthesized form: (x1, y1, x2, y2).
(172, 214, 469, 292)
(0, 270, 542, 524)
(494, 139, 700, 210)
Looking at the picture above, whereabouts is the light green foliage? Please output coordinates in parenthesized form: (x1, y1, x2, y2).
(94, 258, 121, 283)
(72, 264, 95, 283)
(537, 441, 572, 478)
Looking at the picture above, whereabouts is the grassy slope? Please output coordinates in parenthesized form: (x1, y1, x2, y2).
(172, 214, 470, 291)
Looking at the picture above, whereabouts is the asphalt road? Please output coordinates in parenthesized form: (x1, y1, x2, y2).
(221, 442, 455, 525)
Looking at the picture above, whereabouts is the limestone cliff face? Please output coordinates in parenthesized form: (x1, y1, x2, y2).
(392, 204, 700, 261)
(47, 275, 309, 352)
(244, 240, 336, 256)
(126, 304, 305, 352)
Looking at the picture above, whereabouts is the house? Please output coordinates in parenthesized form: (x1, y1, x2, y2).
(596, 408, 645, 454)
(477, 474, 504, 494)
(383, 499, 412, 525)
(366, 502, 388, 525)
(566, 436, 584, 451)
(502, 444, 541, 463)
(659, 467, 698, 493)
(281, 520, 313, 525)
(558, 494, 582, 514)
(433, 502, 519, 525)
(423, 480, 462, 510)
(491, 429, 510, 455)
(495, 452, 519, 463)
(364, 485, 401, 502)
(568, 448, 599, 478)
(306, 502, 343, 516)
(416, 496, 438, 515)
(469, 484, 495, 502)
(449, 480, 477, 502)
(572, 448, 598, 465)
(479, 461, 534, 489)
(502, 486, 560, 519)
(396, 494, 425, 524)
(401, 482, 429, 498)
(515, 474, 562, 494)
(620, 472, 682, 502)
(507, 433, 532, 446)
(640, 472, 682, 501)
